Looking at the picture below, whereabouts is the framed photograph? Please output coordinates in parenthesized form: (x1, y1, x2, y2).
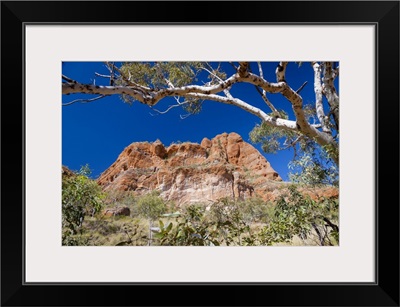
(1, 1, 399, 306)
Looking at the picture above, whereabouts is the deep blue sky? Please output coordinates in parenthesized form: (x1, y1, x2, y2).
(62, 62, 336, 181)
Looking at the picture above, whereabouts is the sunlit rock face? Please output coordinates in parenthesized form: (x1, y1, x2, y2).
(97, 132, 286, 205)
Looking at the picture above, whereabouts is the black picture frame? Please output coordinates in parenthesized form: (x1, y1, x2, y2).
(1, 1, 399, 306)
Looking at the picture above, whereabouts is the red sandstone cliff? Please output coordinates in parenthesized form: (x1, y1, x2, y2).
(97, 132, 288, 205)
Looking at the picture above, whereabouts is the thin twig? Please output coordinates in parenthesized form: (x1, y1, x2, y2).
(295, 81, 308, 94)
(201, 65, 233, 99)
(62, 75, 76, 83)
(110, 63, 152, 90)
(254, 86, 277, 112)
(228, 62, 238, 71)
(282, 135, 303, 150)
(180, 100, 203, 120)
(62, 95, 109, 106)
(94, 72, 111, 78)
(254, 62, 280, 115)
(149, 103, 185, 115)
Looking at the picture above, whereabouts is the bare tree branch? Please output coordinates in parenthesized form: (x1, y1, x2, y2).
(155, 62, 175, 88)
(109, 62, 153, 91)
(62, 75, 76, 83)
(62, 82, 157, 104)
(149, 103, 184, 115)
(283, 135, 303, 150)
(182, 92, 298, 131)
(63, 94, 109, 106)
(228, 62, 238, 71)
(94, 72, 111, 78)
(256, 62, 280, 116)
(201, 65, 233, 99)
(152, 74, 242, 101)
(296, 81, 308, 94)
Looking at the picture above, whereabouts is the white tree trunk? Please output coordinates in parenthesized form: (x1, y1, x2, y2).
(312, 62, 330, 133)
(322, 62, 339, 130)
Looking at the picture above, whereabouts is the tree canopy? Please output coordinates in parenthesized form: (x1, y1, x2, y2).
(62, 61, 339, 186)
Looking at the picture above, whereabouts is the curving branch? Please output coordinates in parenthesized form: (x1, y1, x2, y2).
(243, 67, 338, 162)
(149, 96, 190, 117)
(201, 65, 233, 99)
(62, 75, 76, 83)
(182, 92, 298, 131)
(150, 103, 184, 115)
(153, 74, 241, 100)
(63, 94, 109, 106)
(256, 62, 280, 116)
(154, 62, 175, 88)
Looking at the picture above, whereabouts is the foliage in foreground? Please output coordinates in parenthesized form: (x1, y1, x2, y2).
(62, 165, 105, 245)
(63, 183, 338, 247)
(256, 185, 339, 246)
(250, 122, 338, 187)
(155, 186, 338, 246)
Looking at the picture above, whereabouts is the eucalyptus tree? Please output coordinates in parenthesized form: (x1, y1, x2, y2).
(62, 61, 339, 186)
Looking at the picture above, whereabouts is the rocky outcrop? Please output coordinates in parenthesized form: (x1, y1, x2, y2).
(62, 165, 75, 178)
(103, 206, 131, 217)
(97, 132, 283, 205)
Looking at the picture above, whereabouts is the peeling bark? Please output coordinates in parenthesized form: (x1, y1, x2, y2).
(312, 62, 330, 133)
(237, 62, 249, 78)
(62, 82, 155, 104)
(275, 61, 288, 82)
(322, 62, 339, 130)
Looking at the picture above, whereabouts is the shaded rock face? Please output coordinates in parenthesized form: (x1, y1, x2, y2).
(62, 165, 75, 178)
(103, 207, 131, 217)
(97, 132, 283, 205)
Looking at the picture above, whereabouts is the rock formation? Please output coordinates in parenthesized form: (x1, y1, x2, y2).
(103, 206, 131, 217)
(97, 132, 285, 205)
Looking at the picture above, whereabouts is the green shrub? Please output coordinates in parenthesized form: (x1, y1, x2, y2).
(237, 197, 274, 224)
(137, 190, 167, 221)
(136, 191, 167, 245)
(257, 185, 339, 246)
(62, 164, 104, 245)
(154, 204, 221, 246)
(105, 190, 139, 217)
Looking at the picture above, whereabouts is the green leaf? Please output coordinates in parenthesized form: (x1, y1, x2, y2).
(153, 233, 164, 239)
(177, 230, 183, 238)
(210, 240, 220, 246)
(115, 241, 131, 246)
(161, 211, 181, 217)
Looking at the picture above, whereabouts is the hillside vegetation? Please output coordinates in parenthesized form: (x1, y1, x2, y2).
(62, 165, 339, 247)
